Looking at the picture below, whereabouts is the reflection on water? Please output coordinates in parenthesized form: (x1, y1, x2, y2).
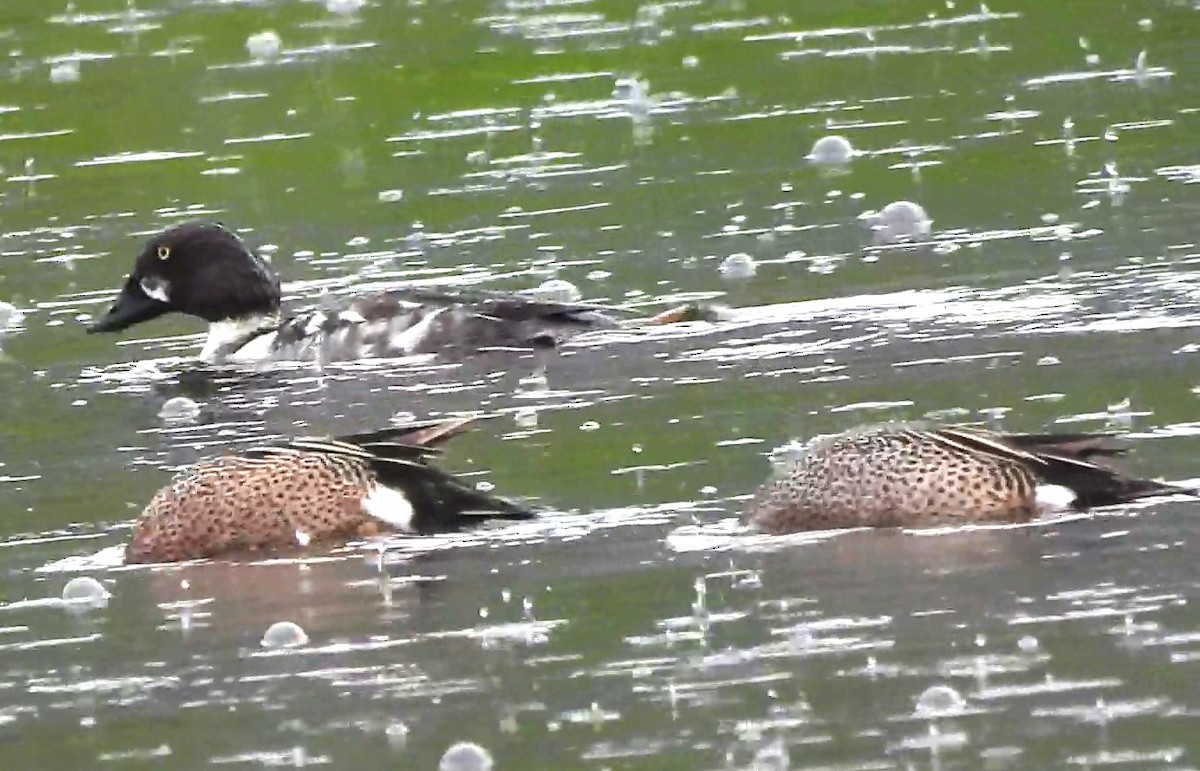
(0, 0, 1198, 766)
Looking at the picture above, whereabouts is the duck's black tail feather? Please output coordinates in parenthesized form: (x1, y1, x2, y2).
(347, 416, 533, 531)
(1003, 431, 1197, 508)
(371, 456, 533, 533)
(1000, 432, 1127, 462)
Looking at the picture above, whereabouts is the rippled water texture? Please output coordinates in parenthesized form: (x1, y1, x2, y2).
(1, 0, 1199, 767)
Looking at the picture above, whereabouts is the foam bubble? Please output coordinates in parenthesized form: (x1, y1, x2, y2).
(261, 621, 309, 649)
(439, 742, 493, 771)
(246, 31, 282, 61)
(808, 134, 854, 164)
(62, 576, 111, 609)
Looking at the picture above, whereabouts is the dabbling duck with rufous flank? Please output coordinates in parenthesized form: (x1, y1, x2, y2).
(745, 422, 1196, 533)
(126, 417, 531, 563)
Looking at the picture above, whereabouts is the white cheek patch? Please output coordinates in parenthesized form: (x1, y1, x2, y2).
(139, 277, 171, 304)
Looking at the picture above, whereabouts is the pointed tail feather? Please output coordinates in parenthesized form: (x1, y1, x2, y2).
(371, 457, 533, 532)
(1000, 432, 1128, 462)
(1034, 452, 1196, 508)
(945, 427, 1196, 508)
(338, 416, 480, 450)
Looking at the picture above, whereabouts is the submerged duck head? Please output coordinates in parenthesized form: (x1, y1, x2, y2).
(89, 222, 281, 336)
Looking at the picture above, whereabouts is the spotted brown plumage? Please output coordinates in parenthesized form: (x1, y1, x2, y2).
(126, 417, 530, 563)
(744, 423, 1196, 533)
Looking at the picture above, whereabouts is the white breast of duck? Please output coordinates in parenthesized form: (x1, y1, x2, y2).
(88, 222, 621, 364)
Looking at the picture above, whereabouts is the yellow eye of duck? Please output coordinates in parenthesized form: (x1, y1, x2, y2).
(157, 245, 171, 260)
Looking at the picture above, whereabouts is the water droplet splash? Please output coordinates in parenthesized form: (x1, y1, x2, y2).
(49, 59, 81, 84)
(325, 0, 365, 15)
(245, 30, 282, 61)
(718, 253, 757, 280)
(384, 722, 409, 750)
(0, 301, 15, 332)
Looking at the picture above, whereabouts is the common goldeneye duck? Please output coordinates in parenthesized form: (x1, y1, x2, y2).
(125, 416, 531, 563)
(87, 222, 624, 363)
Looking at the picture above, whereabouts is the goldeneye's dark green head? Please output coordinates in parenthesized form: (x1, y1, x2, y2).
(89, 222, 282, 334)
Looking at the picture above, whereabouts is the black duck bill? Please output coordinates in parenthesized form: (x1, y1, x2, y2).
(88, 275, 171, 333)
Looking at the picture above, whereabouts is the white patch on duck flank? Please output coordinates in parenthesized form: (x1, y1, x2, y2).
(228, 329, 278, 363)
(199, 313, 278, 362)
(324, 311, 368, 360)
(362, 483, 416, 532)
(140, 276, 171, 304)
(1035, 484, 1077, 512)
(302, 311, 327, 337)
(388, 307, 447, 355)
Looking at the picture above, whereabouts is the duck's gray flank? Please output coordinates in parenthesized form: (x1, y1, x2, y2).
(744, 423, 1195, 533)
(126, 417, 530, 563)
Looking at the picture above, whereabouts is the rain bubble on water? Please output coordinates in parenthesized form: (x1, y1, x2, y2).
(439, 741, 493, 771)
(719, 253, 757, 280)
(1017, 635, 1039, 653)
(378, 189, 403, 203)
(158, 396, 201, 424)
(808, 134, 854, 165)
(62, 576, 110, 609)
(913, 684, 968, 718)
(860, 200, 932, 244)
(261, 621, 309, 649)
(245, 30, 281, 61)
(0, 300, 14, 331)
(528, 278, 581, 303)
